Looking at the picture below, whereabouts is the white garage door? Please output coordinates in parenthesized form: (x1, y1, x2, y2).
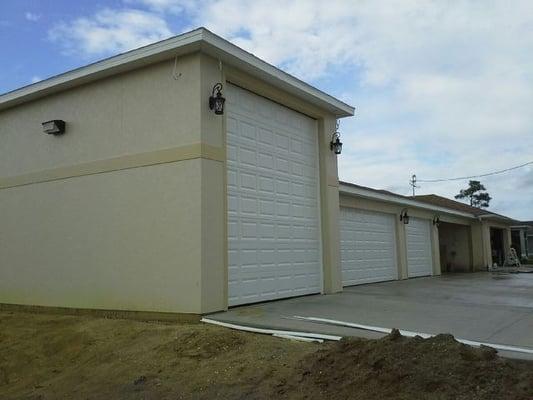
(226, 84, 322, 306)
(406, 217, 433, 277)
(340, 208, 398, 286)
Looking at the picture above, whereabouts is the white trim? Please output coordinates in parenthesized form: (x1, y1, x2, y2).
(313, 119, 325, 295)
(200, 30, 353, 116)
(0, 29, 203, 110)
(201, 318, 342, 341)
(272, 334, 324, 343)
(292, 316, 533, 355)
(477, 214, 515, 223)
(339, 183, 475, 219)
(0, 28, 354, 117)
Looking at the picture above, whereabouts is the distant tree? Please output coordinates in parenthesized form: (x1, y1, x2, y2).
(455, 180, 491, 208)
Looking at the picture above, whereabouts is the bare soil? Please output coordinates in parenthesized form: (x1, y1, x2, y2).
(279, 330, 533, 400)
(1, 311, 532, 400)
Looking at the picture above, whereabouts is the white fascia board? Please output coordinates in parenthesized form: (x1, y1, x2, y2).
(200, 30, 354, 117)
(477, 214, 515, 224)
(0, 28, 354, 117)
(339, 184, 475, 219)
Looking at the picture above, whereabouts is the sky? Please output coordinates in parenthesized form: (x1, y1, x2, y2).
(1, 0, 532, 220)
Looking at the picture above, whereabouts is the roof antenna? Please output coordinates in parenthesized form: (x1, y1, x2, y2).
(409, 174, 419, 196)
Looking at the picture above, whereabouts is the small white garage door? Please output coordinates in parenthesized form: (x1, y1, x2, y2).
(340, 208, 398, 286)
(406, 217, 433, 277)
(226, 84, 322, 306)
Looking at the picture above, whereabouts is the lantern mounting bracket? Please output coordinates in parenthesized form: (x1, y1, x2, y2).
(209, 83, 225, 115)
(330, 120, 343, 155)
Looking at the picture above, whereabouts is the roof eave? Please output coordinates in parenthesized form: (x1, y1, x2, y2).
(339, 183, 475, 219)
(199, 29, 354, 117)
(510, 225, 532, 230)
(0, 29, 205, 112)
(0, 28, 354, 117)
(477, 214, 517, 224)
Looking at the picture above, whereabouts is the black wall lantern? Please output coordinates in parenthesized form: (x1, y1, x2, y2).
(433, 215, 441, 226)
(42, 120, 66, 135)
(330, 120, 343, 155)
(400, 209, 410, 224)
(209, 83, 225, 115)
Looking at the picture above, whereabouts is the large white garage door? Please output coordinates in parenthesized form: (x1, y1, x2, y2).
(406, 217, 433, 277)
(340, 208, 398, 286)
(226, 84, 322, 306)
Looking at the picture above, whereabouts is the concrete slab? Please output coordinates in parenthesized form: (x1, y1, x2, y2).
(209, 272, 533, 359)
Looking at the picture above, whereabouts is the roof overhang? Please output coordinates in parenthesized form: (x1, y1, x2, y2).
(339, 183, 475, 219)
(477, 214, 517, 225)
(0, 28, 354, 117)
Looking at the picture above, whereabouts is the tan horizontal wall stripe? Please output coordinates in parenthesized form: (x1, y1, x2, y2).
(0, 143, 225, 190)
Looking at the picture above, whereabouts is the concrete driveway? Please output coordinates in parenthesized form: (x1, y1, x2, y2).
(209, 272, 533, 359)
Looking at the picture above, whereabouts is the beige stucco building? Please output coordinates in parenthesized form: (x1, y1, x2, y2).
(0, 28, 516, 317)
(0, 28, 353, 315)
(338, 183, 515, 287)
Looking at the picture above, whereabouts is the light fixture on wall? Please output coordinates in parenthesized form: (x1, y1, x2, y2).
(209, 83, 225, 115)
(433, 215, 441, 226)
(42, 120, 66, 135)
(400, 209, 410, 224)
(330, 120, 343, 155)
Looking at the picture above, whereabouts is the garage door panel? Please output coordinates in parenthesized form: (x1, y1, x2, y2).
(229, 164, 315, 188)
(228, 84, 321, 306)
(406, 217, 433, 277)
(340, 208, 398, 286)
(229, 197, 318, 222)
(258, 127, 274, 145)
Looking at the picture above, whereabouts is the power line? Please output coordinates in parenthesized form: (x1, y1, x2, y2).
(416, 160, 533, 183)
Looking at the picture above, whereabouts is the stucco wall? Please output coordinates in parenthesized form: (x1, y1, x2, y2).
(470, 222, 486, 270)
(0, 54, 201, 177)
(1, 50, 345, 314)
(0, 54, 208, 314)
(0, 160, 202, 312)
(198, 55, 227, 313)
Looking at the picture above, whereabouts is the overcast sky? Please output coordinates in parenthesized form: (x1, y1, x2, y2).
(1, 0, 532, 220)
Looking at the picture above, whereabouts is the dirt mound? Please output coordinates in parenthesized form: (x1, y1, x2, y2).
(2, 311, 533, 400)
(277, 330, 533, 400)
(174, 326, 247, 359)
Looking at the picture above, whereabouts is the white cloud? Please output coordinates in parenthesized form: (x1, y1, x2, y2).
(25, 12, 41, 22)
(30, 76, 42, 83)
(124, 0, 199, 14)
(180, 0, 533, 219)
(48, 8, 172, 57)
(46, 0, 533, 218)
